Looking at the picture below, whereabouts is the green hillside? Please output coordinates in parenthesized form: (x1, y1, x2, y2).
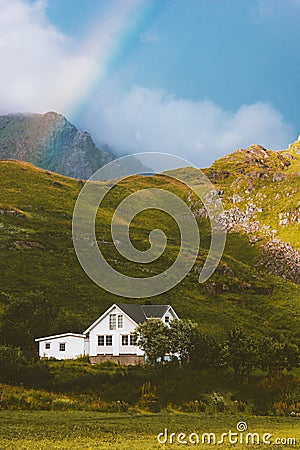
(0, 145, 299, 352)
(170, 143, 300, 249)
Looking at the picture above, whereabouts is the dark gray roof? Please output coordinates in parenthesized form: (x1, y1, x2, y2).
(142, 305, 169, 319)
(116, 304, 147, 324)
(116, 304, 171, 324)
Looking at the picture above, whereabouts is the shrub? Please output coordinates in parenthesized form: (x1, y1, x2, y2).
(273, 401, 300, 416)
(138, 381, 160, 412)
(210, 392, 226, 412)
(0, 384, 52, 410)
(51, 397, 77, 411)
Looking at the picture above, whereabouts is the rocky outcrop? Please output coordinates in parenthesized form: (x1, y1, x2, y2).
(12, 240, 44, 250)
(262, 239, 300, 284)
(278, 208, 300, 227)
(214, 203, 300, 284)
(202, 280, 273, 295)
(189, 190, 300, 284)
(234, 144, 292, 170)
(0, 112, 114, 179)
(0, 208, 25, 217)
(192, 199, 267, 236)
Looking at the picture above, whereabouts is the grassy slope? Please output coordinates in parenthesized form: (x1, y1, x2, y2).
(0, 154, 299, 346)
(170, 143, 300, 248)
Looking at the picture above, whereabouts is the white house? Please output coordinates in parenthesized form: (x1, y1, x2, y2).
(35, 333, 86, 360)
(35, 303, 179, 365)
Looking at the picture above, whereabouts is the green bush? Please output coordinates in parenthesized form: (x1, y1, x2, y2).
(0, 385, 52, 410)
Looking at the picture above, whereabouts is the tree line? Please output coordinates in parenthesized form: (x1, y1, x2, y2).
(134, 319, 299, 376)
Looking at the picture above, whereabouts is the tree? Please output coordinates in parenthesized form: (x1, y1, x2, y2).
(0, 345, 27, 384)
(284, 342, 300, 370)
(168, 319, 200, 365)
(258, 338, 299, 373)
(0, 291, 60, 354)
(134, 319, 170, 365)
(222, 326, 258, 377)
(190, 333, 222, 369)
(258, 338, 286, 373)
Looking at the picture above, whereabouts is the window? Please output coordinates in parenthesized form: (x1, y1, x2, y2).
(106, 336, 112, 346)
(109, 314, 116, 330)
(118, 314, 123, 328)
(122, 335, 128, 345)
(98, 335, 104, 346)
(59, 343, 65, 352)
(130, 335, 137, 346)
(165, 316, 170, 323)
(45, 342, 51, 349)
(98, 335, 112, 345)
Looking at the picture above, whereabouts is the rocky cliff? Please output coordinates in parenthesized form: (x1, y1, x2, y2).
(0, 112, 113, 179)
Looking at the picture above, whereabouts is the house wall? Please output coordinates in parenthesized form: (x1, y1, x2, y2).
(38, 335, 85, 360)
(88, 305, 144, 358)
(161, 307, 178, 325)
(84, 337, 89, 355)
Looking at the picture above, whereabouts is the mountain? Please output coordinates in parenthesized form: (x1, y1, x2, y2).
(0, 142, 299, 352)
(0, 112, 114, 179)
(169, 141, 300, 284)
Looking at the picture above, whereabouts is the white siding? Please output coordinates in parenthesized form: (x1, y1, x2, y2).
(162, 306, 178, 325)
(38, 335, 85, 360)
(88, 305, 144, 357)
(84, 337, 89, 355)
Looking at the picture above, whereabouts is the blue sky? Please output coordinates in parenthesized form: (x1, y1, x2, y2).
(0, 0, 299, 166)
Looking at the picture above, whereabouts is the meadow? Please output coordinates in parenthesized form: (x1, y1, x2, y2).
(0, 411, 298, 449)
(0, 150, 299, 449)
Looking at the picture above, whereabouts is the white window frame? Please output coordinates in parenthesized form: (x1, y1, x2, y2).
(45, 342, 51, 349)
(105, 335, 113, 346)
(122, 335, 128, 346)
(130, 334, 137, 346)
(117, 314, 123, 329)
(59, 342, 66, 352)
(109, 314, 116, 330)
(98, 335, 105, 346)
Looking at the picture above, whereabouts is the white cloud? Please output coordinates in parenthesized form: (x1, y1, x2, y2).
(0, 0, 102, 114)
(0, 0, 144, 115)
(0, 0, 295, 167)
(0, 0, 66, 112)
(83, 85, 294, 167)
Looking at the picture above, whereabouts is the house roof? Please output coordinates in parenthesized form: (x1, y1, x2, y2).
(142, 304, 170, 319)
(115, 303, 147, 324)
(83, 303, 178, 334)
(35, 333, 86, 342)
(116, 304, 173, 323)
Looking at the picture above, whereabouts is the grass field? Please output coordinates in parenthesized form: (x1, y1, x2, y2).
(0, 411, 298, 449)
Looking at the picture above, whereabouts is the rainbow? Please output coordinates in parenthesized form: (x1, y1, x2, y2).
(58, 0, 163, 121)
